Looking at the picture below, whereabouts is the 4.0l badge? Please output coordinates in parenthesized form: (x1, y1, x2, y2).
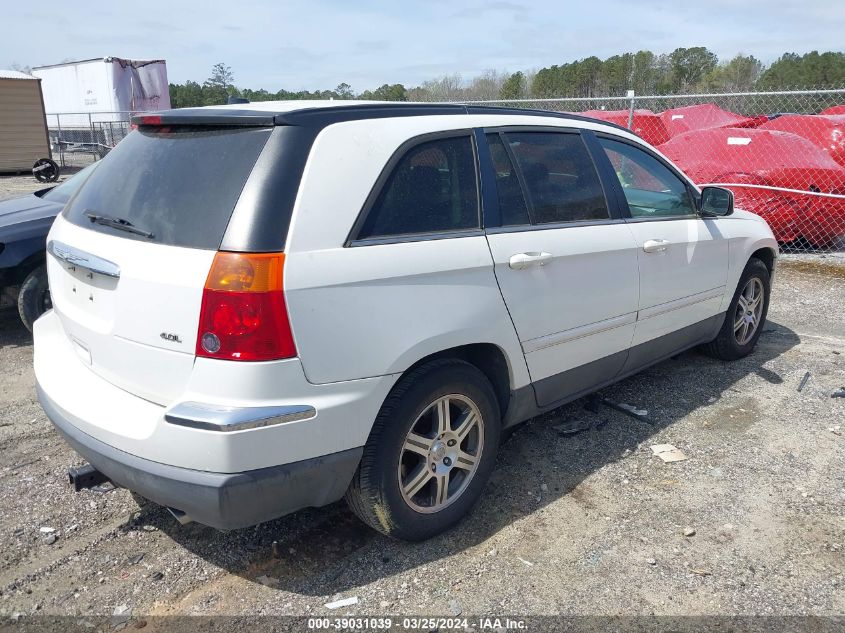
(160, 332, 183, 344)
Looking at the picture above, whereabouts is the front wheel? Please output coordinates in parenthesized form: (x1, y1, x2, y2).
(18, 265, 51, 332)
(345, 359, 501, 541)
(703, 258, 771, 361)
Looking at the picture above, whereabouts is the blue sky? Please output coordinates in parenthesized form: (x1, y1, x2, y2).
(3, 0, 843, 91)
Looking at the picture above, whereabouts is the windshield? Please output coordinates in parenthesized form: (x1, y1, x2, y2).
(63, 126, 272, 249)
(40, 162, 99, 205)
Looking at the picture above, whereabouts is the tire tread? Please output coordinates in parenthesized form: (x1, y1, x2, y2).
(702, 257, 770, 361)
(345, 358, 494, 540)
(17, 265, 48, 333)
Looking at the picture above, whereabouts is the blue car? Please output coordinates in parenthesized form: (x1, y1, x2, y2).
(0, 163, 98, 331)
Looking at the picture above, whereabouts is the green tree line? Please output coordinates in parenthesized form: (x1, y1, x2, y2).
(169, 50, 845, 108)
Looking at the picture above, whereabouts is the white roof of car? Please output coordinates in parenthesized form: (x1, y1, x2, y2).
(159, 99, 642, 146)
(187, 99, 643, 144)
(0, 69, 37, 80)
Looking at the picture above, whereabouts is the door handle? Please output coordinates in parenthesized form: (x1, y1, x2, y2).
(642, 239, 671, 253)
(509, 252, 553, 270)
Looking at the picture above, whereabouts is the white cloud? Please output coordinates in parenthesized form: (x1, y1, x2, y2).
(1, 0, 842, 91)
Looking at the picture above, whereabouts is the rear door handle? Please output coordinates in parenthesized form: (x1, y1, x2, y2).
(642, 239, 671, 253)
(509, 252, 553, 270)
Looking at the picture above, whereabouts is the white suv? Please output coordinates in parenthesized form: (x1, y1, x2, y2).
(34, 101, 777, 540)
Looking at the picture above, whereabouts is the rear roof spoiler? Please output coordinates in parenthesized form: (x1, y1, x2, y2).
(132, 110, 276, 127)
(132, 104, 632, 134)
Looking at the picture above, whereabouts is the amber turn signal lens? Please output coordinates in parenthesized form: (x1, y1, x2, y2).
(204, 252, 284, 292)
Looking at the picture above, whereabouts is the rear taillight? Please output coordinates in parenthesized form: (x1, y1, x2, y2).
(196, 252, 296, 361)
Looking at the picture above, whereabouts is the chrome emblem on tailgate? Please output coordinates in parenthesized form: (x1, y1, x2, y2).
(47, 240, 121, 279)
(160, 332, 183, 344)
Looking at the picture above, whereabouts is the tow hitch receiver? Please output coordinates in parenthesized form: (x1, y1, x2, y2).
(67, 463, 109, 492)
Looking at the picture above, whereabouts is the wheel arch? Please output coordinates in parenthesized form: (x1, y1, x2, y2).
(722, 232, 778, 314)
(0, 249, 46, 286)
(749, 246, 776, 275)
(14, 251, 47, 283)
(402, 343, 514, 420)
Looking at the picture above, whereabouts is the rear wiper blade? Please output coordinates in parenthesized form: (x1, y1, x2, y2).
(84, 211, 155, 239)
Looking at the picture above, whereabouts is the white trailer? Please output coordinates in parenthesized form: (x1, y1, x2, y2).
(31, 57, 170, 161)
(32, 57, 170, 126)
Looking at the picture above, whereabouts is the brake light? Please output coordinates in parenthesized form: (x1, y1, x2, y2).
(138, 115, 161, 126)
(196, 252, 296, 361)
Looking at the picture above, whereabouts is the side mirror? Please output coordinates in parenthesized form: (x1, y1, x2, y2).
(699, 186, 734, 217)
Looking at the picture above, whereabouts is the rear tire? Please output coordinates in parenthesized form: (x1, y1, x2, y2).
(17, 265, 51, 333)
(345, 359, 501, 541)
(703, 258, 770, 361)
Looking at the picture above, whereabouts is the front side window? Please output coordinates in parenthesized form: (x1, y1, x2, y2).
(598, 137, 696, 218)
(504, 132, 609, 224)
(356, 136, 479, 240)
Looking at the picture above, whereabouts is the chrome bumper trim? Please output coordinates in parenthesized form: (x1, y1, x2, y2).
(164, 402, 316, 432)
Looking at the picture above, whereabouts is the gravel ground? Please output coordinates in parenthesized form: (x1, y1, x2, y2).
(0, 174, 843, 628)
(0, 169, 88, 202)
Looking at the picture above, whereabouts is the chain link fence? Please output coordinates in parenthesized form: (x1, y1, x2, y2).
(45, 111, 140, 170)
(47, 90, 845, 252)
(464, 89, 845, 253)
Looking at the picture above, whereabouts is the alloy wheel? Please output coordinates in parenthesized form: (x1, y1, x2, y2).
(397, 394, 484, 514)
(733, 277, 764, 345)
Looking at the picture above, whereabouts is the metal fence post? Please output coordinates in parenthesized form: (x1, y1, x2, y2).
(55, 114, 64, 168)
(627, 90, 635, 130)
(88, 113, 96, 162)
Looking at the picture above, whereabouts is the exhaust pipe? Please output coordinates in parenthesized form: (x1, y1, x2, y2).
(67, 463, 109, 492)
(167, 507, 193, 526)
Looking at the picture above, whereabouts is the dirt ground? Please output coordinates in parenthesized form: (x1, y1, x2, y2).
(0, 174, 842, 629)
(0, 169, 87, 203)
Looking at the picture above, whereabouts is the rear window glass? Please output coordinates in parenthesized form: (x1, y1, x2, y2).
(63, 126, 272, 249)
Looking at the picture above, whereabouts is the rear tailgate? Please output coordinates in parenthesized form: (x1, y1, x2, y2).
(46, 124, 273, 405)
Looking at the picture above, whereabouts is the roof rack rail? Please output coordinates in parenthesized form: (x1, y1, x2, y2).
(131, 101, 633, 136)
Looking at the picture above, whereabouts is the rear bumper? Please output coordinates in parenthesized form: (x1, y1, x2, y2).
(38, 382, 362, 530)
(33, 309, 395, 472)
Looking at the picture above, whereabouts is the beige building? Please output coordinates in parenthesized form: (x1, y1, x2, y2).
(0, 70, 51, 173)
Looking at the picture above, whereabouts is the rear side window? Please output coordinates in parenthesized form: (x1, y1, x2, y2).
(356, 135, 479, 240)
(504, 132, 609, 224)
(64, 126, 272, 249)
(486, 133, 530, 226)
